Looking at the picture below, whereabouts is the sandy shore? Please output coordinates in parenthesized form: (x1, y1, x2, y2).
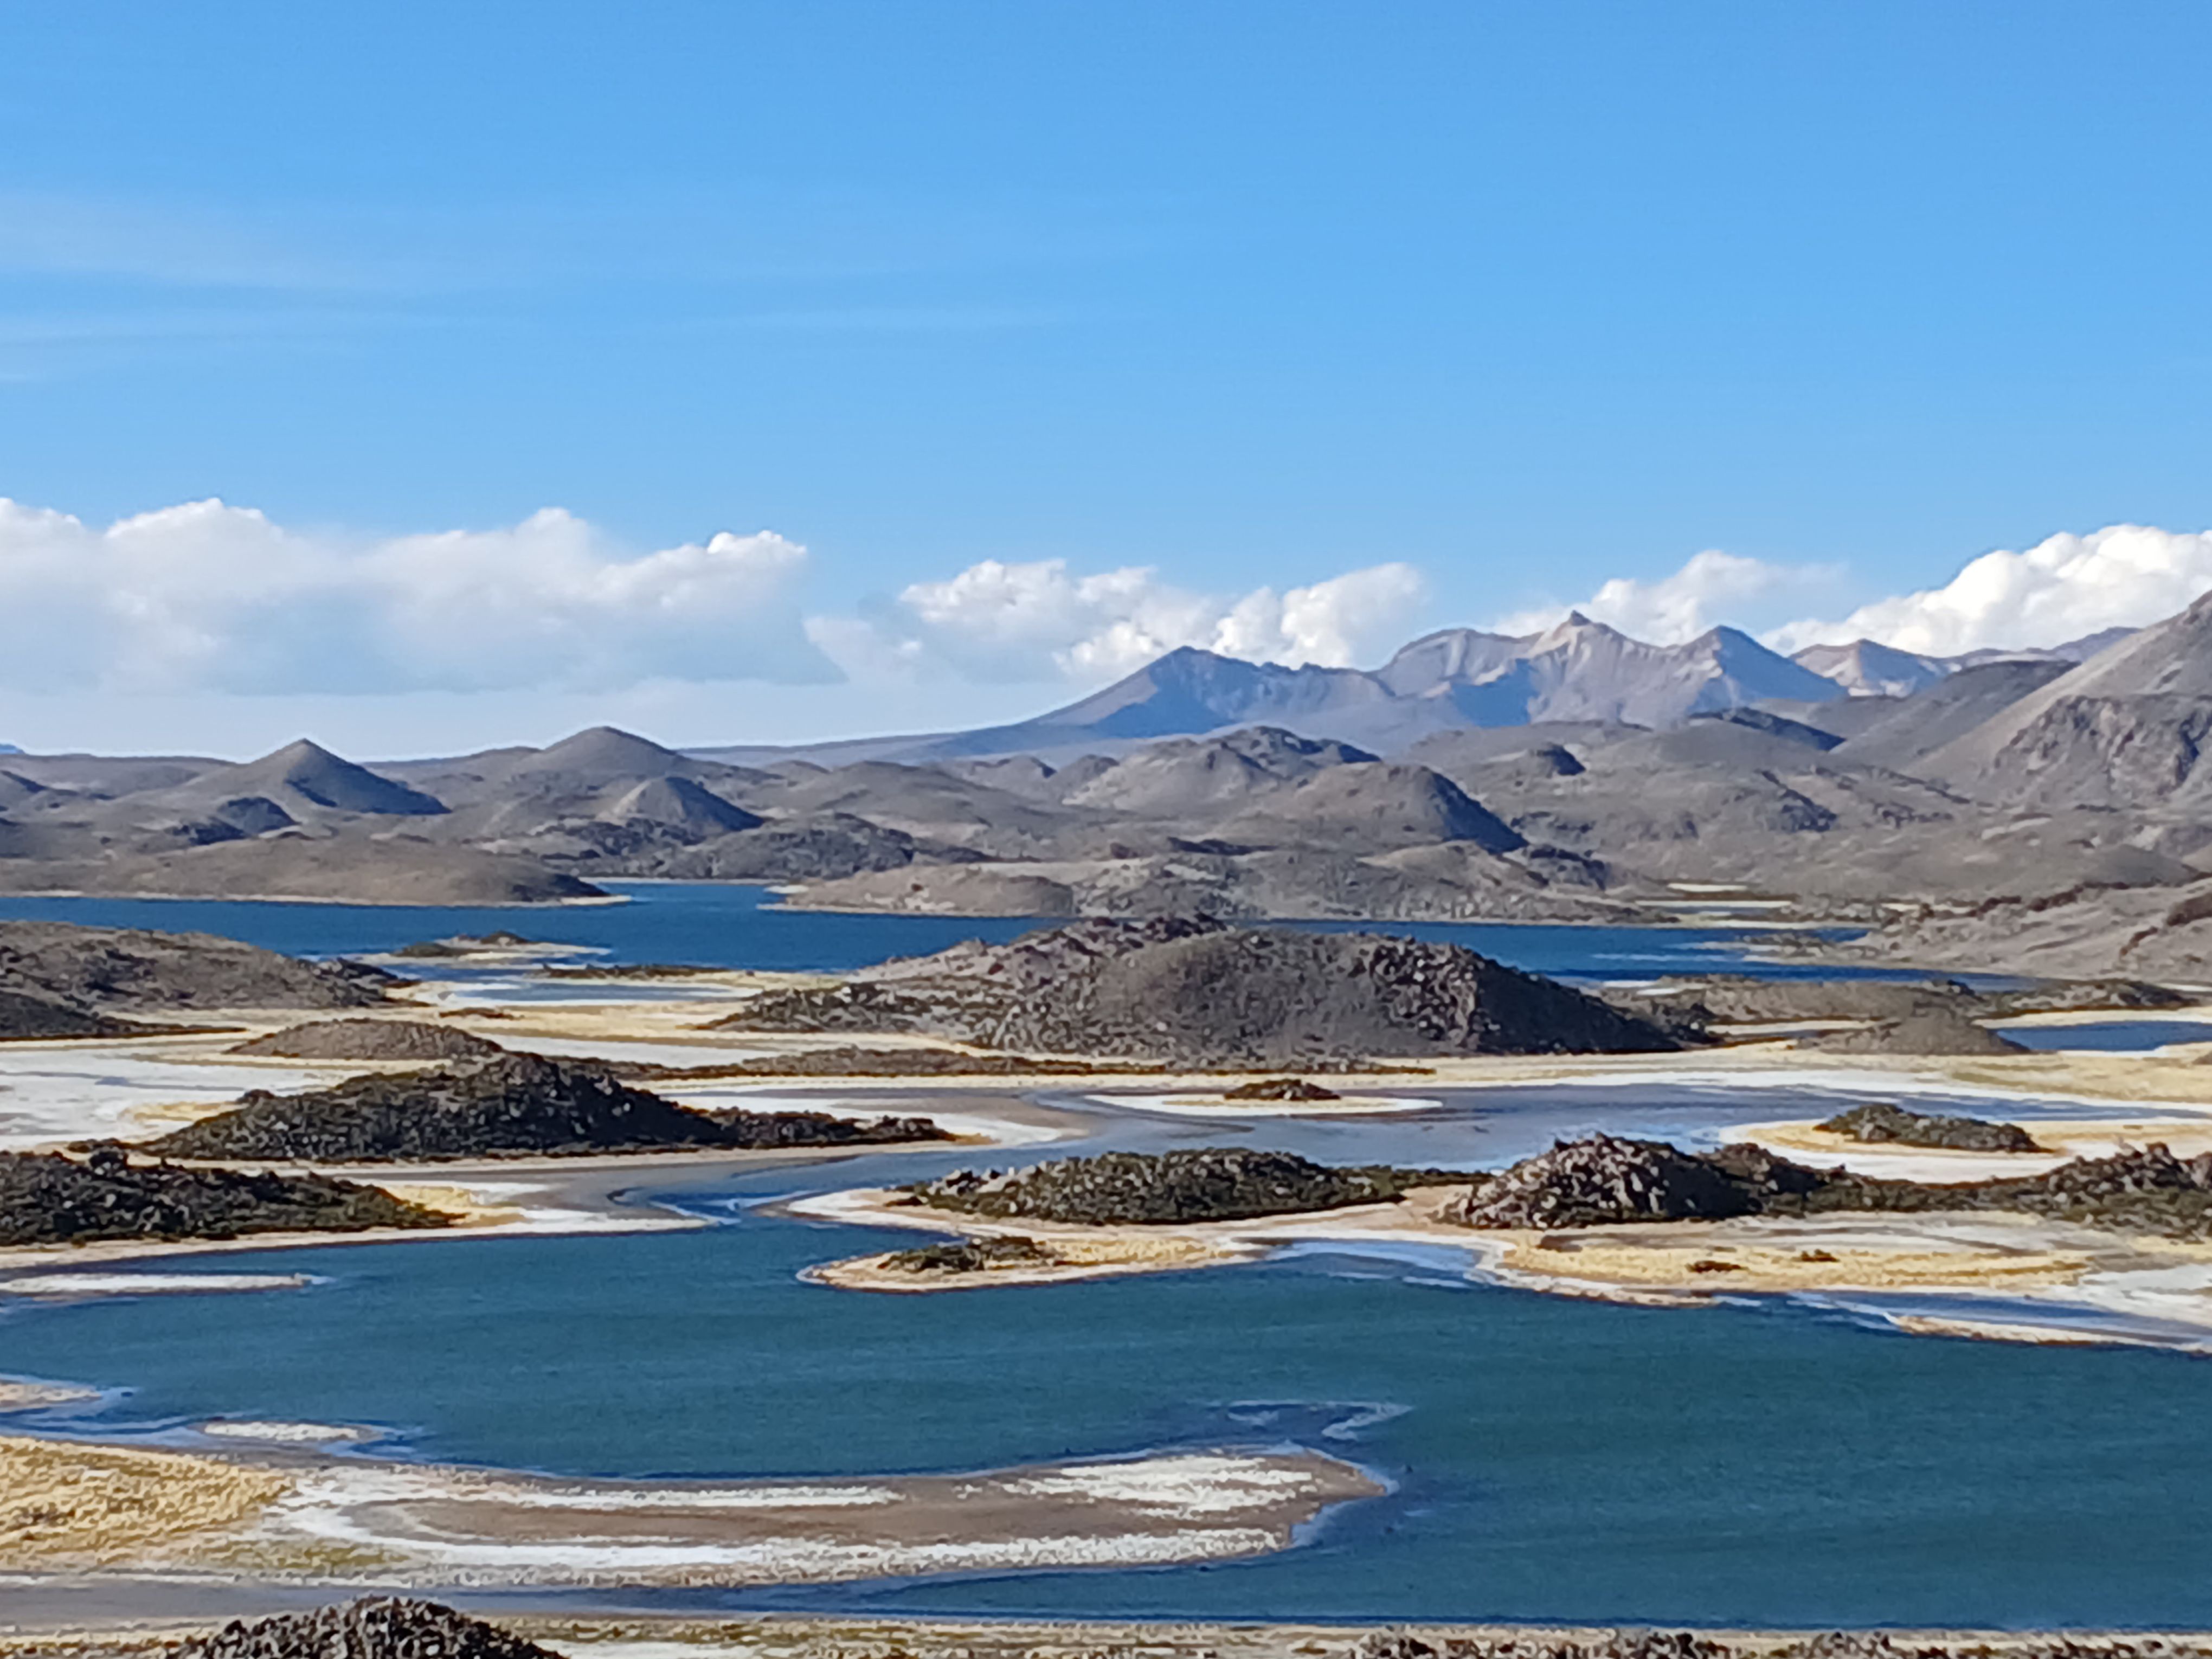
(11, 1611, 2212, 1659)
(798, 1181, 2212, 1349)
(800, 1185, 1258, 1291)
(0, 1431, 1378, 1592)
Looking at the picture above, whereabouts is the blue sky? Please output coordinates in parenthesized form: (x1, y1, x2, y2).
(3, 2, 2210, 756)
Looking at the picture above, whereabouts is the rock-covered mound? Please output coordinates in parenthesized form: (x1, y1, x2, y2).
(1223, 1077, 1343, 1102)
(908, 1147, 1452, 1225)
(175, 1597, 562, 1659)
(1454, 1134, 1824, 1228)
(143, 1052, 945, 1162)
(0, 1147, 448, 1246)
(1653, 974, 1985, 1026)
(1799, 1009, 2025, 1056)
(1452, 1134, 2212, 1238)
(881, 1234, 1057, 1274)
(718, 917, 1682, 1066)
(1335, 1628, 2208, 1659)
(229, 1018, 505, 1060)
(0, 919, 395, 1012)
(0, 988, 159, 1042)
(1818, 1102, 2042, 1153)
(615, 1046, 1127, 1080)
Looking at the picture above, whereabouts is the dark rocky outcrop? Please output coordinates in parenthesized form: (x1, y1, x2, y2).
(1644, 975, 1984, 1026)
(0, 920, 396, 1013)
(908, 1147, 1454, 1225)
(880, 1234, 1057, 1274)
(710, 980, 956, 1037)
(1452, 1134, 2212, 1239)
(1454, 1134, 1822, 1228)
(715, 918, 1682, 1066)
(1345, 1630, 1737, 1659)
(1223, 1078, 1343, 1102)
(1343, 1628, 2212, 1659)
(174, 1598, 562, 1659)
(0, 1147, 448, 1246)
(1818, 1102, 2042, 1153)
(613, 1045, 1134, 1080)
(0, 988, 160, 1042)
(1798, 1009, 2025, 1056)
(1986, 978, 2189, 1015)
(143, 1052, 945, 1163)
(229, 1019, 506, 1061)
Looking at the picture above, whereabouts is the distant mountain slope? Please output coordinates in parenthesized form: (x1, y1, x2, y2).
(1951, 625, 2138, 670)
(1792, 639, 1951, 698)
(169, 739, 448, 818)
(697, 616, 1849, 767)
(1380, 615, 1843, 728)
(1832, 660, 2073, 773)
(1921, 593, 2212, 808)
(1060, 728, 1377, 815)
(1212, 761, 1525, 854)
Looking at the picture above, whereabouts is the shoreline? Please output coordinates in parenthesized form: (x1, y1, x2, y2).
(12, 1610, 2212, 1657)
(0, 887, 633, 909)
(794, 1182, 2212, 1352)
(0, 1429, 1382, 1603)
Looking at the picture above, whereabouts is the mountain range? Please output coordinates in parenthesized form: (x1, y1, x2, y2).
(691, 615, 2139, 767)
(8, 602, 2212, 979)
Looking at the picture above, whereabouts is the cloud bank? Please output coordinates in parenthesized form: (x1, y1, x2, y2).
(1764, 525, 2212, 657)
(810, 558, 1426, 684)
(1489, 549, 1827, 646)
(1495, 525, 2212, 660)
(0, 498, 834, 696)
(8, 495, 2209, 755)
(0, 496, 1425, 705)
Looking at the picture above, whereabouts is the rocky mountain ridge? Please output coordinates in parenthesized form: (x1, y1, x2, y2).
(5, 601, 2211, 972)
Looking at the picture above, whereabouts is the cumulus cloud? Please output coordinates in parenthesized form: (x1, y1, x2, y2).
(0, 497, 836, 695)
(1489, 524, 2212, 659)
(809, 558, 1426, 685)
(1765, 524, 2212, 657)
(1489, 549, 1828, 645)
(0, 494, 1431, 712)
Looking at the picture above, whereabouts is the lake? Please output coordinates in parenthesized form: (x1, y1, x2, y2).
(1, 886, 2200, 1628)
(0, 879, 1896, 983)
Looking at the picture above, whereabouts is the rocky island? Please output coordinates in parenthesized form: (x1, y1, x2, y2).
(171, 1598, 560, 1659)
(0, 1146, 448, 1247)
(716, 916, 1683, 1065)
(1817, 1102, 2043, 1152)
(0, 918, 399, 1040)
(1451, 1133, 2212, 1238)
(228, 1018, 508, 1060)
(142, 1052, 949, 1163)
(906, 1147, 1454, 1225)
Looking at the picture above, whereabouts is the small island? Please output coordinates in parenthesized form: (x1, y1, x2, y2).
(142, 1053, 949, 1163)
(0, 1146, 449, 1248)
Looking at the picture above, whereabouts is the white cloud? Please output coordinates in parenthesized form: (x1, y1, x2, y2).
(1489, 548, 1827, 645)
(809, 557, 1427, 685)
(1765, 524, 2212, 657)
(0, 497, 835, 696)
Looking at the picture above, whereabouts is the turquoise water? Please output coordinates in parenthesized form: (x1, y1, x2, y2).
(2004, 1019, 2212, 1053)
(0, 882, 1892, 983)
(0, 890, 2191, 1625)
(5, 1084, 2209, 1629)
